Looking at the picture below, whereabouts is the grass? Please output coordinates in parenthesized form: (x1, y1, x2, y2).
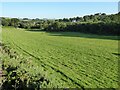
(1, 27, 119, 88)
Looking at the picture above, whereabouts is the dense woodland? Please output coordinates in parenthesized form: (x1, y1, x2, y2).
(1, 13, 120, 35)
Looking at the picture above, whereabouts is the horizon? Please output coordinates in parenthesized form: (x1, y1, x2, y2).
(1, 12, 118, 20)
(1, 2, 118, 19)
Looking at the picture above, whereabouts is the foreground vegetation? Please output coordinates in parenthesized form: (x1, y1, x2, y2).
(0, 27, 119, 89)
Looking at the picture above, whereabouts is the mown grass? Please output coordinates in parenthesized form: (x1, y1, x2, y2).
(1, 27, 119, 88)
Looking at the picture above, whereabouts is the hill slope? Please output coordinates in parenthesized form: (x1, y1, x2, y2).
(1, 27, 119, 88)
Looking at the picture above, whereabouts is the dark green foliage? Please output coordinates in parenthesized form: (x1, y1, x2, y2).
(46, 21, 67, 32)
(65, 22, 120, 35)
(19, 21, 31, 29)
(10, 18, 20, 28)
(1, 13, 120, 35)
(1, 44, 50, 89)
(1, 18, 11, 26)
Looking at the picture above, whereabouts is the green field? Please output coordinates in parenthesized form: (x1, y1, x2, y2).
(1, 27, 119, 88)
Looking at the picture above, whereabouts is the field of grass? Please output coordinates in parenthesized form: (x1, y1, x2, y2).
(1, 27, 119, 88)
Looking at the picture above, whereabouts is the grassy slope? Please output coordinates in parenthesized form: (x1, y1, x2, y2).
(2, 27, 119, 88)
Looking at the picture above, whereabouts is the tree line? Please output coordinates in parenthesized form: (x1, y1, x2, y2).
(1, 13, 120, 35)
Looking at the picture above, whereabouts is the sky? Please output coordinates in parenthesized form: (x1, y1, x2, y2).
(1, 0, 120, 2)
(1, 2, 119, 19)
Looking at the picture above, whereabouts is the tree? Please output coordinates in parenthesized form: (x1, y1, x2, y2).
(1, 18, 11, 26)
(63, 18, 69, 22)
(11, 18, 20, 28)
(83, 15, 90, 22)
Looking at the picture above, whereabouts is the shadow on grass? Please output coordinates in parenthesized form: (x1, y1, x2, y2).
(26, 29, 119, 40)
(26, 29, 45, 32)
(47, 32, 119, 40)
(112, 53, 120, 56)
